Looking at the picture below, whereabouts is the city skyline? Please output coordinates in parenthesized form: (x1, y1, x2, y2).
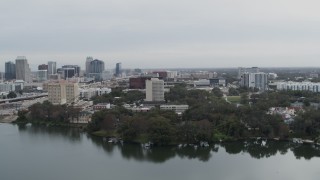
(2, 0, 320, 69)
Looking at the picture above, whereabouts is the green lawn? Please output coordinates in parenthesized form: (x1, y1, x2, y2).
(227, 96, 241, 103)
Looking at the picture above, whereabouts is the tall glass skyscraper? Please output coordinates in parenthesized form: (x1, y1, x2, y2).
(15, 56, 31, 82)
(88, 59, 105, 80)
(115, 62, 122, 77)
(48, 61, 57, 75)
(5, 61, 16, 80)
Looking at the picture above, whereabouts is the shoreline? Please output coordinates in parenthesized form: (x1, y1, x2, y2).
(0, 115, 18, 123)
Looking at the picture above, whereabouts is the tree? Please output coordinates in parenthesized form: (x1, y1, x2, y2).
(212, 87, 223, 98)
(228, 87, 239, 96)
(148, 117, 175, 145)
(240, 93, 249, 105)
(7, 91, 17, 99)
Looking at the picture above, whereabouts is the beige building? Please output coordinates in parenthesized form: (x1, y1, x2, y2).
(48, 83, 67, 104)
(146, 78, 164, 102)
(66, 83, 79, 104)
(48, 81, 79, 105)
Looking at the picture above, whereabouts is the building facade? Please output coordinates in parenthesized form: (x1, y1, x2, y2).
(48, 83, 67, 104)
(85, 56, 93, 76)
(48, 61, 57, 75)
(115, 63, 122, 77)
(146, 78, 164, 102)
(65, 83, 79, 104)
(38, 64, 48, 70)
(240, 72, 268, 91)
(15, 56, 31, 82)
(5, 61, 16, 80)
(62, 65, 80, 78)
(160, 105, 189, 114)
(276, 82, 320, 92)
(129, 77, 151, 89)
(88, 59, 105, 80)
(48, 82, 79, 104)
(37, 70, 48, 82)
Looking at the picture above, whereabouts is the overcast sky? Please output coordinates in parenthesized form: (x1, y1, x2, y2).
(1, 0, 320, 71)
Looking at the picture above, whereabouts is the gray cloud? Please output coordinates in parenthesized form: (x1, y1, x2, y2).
(1, 0, 320, 71)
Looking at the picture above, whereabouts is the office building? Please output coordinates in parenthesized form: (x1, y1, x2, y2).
(160, 105, 189, 114)
(38, 64, 48, 70)
(63, 68, 76, 79)
(146, 78, 164, 102)
(62, 65, 80, 79)
(48, 83, 67, 104)
(37, 70, 48, 82)
(48, 61, 57, 75)
(15, 56, 31, 82)
(65, 83, 79, 104)
(240, 72, 268, 91)
(276, 82, 320, 92)
(115, 63, 122, 77)
(238, 67, 260, 79)
(209, 77, 226, 87)
(48, 81, 79, 105)
(5, 61, 16, 80)
(85, 56, 93, 76)
(88, 59, 105, 81)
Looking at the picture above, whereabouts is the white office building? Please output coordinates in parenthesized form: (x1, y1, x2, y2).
(146, 78, 164, 102)
(160, 105, 189, 114)
(240, 72, 268, 91)
(276, 82, 320, 92)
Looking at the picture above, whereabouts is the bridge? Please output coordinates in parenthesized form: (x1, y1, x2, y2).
(0, 93, 48, 104)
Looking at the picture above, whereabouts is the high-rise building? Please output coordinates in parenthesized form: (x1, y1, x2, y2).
(5, 61, 16, 80)
(62, 68, 75, 79)
(88, 59, 105, 80)
(62, 65, 81, 79)
(37, 70, 48, 82)
(48, 61, 57, 75)
(240, 72, 268, 91)
(115, 63, 122, 77)
(85, 57, 93, 76)
(238, 67, 260, 79)
(146, 78, 164, 102)
(38, 64, 48, 70)
(47, 81, 79, 105)
(15, 56, 31, 82)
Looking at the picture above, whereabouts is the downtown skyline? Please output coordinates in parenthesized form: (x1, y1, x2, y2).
(1, 0, 320, 69)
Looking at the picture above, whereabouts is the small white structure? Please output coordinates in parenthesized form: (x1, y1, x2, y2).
(93, 103, 111, 110)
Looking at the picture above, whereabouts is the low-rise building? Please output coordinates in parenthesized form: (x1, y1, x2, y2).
(209, 77, 226, 87)
(160, 105, 189, 114)
(277, 81, 320, 92)
(93, 103, 111, 111)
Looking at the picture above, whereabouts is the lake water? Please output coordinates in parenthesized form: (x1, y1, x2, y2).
(1, 123, 320, 180)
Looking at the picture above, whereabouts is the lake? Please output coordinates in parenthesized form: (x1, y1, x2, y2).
(1, 123, 320, 180)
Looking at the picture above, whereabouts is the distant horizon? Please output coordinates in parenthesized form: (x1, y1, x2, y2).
(2, 58, 320, 73)
(2, 0, 320, 71)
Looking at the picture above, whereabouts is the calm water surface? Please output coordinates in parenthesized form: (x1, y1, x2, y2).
(1, 123, 320, 180)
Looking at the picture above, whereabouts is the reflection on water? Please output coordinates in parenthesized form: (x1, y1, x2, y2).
(17, 123, 82, 143)
(17, 124, 320, 163)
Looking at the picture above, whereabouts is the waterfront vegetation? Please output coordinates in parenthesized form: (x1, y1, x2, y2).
(14, 100, 81, 127)
(14, 84, 320, 146)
